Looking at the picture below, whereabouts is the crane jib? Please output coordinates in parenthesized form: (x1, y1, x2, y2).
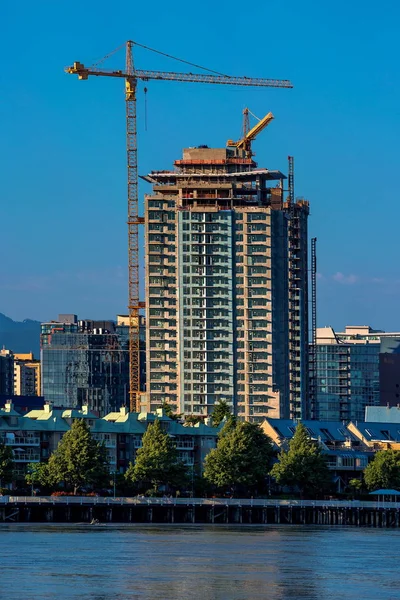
(66, 65, 293, 88)
(135, 70, 293, 88)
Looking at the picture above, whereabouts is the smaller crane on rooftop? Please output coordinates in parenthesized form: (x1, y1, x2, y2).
(227, 108, 274, 157)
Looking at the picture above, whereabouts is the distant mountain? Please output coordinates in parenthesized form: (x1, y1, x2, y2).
(0, 313, 41, 356)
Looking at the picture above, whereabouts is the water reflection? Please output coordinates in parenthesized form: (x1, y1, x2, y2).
(0, 525, 399, 599)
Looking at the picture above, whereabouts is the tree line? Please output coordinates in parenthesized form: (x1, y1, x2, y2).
(1, 405, 400, 497)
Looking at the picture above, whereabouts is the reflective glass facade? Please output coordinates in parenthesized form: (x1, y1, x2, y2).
(315, 343, 380, 422)
(41, 319, 132, 413)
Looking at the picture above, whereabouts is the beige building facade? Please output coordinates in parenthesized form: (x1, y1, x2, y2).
(142, 144, 309, 421)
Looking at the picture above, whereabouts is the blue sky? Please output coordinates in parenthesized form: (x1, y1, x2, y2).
(1, 0, 400, 331)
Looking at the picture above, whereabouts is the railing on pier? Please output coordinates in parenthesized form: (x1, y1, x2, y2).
(1, 496, 400, 510)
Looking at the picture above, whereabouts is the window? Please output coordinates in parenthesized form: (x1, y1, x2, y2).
(320, 428, 335, 442)
(380, 430, 394, 441)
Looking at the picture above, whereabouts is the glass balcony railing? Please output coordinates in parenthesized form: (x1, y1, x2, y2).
(175, 442, 195, 450)
(93, 437, 116, 448)
(14, 454, 40, 463)
(2, 437, 40, 446)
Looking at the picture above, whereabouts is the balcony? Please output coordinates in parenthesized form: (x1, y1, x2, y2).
(2, 436, 40, 447)
(14, 468, 28, 478)
(178, 453, 195, 466)
(13, 453, 40, 463)
(175, 441, 195, 450)
(106, 453, 117, 465)
(104, 440, 117, 448)
(93, 437, 116, 448)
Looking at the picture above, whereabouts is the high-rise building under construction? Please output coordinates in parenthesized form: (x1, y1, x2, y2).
(142, 138, 309, 422)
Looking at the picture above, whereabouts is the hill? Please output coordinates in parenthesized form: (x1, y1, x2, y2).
(0, 313, 41, 356)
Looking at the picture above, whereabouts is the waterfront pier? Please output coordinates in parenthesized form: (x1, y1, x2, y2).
(1, 497, 400, 527)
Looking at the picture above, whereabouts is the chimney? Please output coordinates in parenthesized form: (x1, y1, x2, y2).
(120, 406, 129, 416)
(44, 402, 53, 414)
(4, 400, 14, 413)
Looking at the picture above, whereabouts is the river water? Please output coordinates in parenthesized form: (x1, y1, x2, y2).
(1, 524, 399, 599)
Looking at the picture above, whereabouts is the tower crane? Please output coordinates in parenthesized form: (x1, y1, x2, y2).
(65, 40, 293, 412)
(227, 108, 275, 157)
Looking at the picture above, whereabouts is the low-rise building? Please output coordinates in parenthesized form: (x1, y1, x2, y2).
(347, 420, 400, 452)
(261, 418, 372, 492)
(0, 401, 220, 485)
(3, 400, 399, 494)
(0, 401, 50, 480)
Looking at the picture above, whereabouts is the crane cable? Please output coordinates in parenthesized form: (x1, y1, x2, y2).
(89, 40, 231, 78)
(131, 40, 231, 77)
(247, 108, 261, 122)
(89, 42, 127, 69)
(144, 87, 148, 131)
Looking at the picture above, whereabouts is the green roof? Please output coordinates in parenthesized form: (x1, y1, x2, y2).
(0, 404, 221, 436)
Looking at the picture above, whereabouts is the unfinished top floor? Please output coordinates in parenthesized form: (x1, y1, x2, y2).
(140, 145, 307, 212)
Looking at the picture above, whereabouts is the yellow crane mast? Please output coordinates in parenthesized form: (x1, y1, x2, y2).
(65, 40, 293, 412)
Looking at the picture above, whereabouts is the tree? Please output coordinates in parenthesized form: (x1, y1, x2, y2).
(160, 400, 181, 422)
(211, 400, 232, 427)
(47, 420, 109, 495)
(348, 478, 363, 498)
(125, 419, 187, 494)
(270, 423, 331, 497)
(184, 415, 202, 426)
(203, 420, 274, 494)
(0, 442, 14, 488)
(25, 462, 50, 490)
(364, 449, 400, 491)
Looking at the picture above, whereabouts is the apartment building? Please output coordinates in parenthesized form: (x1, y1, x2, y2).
(314, 326, 400, 422)
(143, 144, 309, 421)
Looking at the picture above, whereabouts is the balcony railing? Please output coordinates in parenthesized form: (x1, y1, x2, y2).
(14, 454, 40, 463)
(175, 442, 195, 450)
(2, 437, 40, 446)
(93, 437, 116, 448)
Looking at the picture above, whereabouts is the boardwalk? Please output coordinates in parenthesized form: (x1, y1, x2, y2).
(1, 496, 400, 526)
